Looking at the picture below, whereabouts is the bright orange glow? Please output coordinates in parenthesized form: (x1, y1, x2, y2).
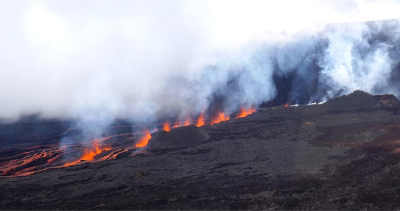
(135, 130, 151, 148)
(64, 160, 80, 167)
(172, 121, 181, 128)
(163, 122, 170, 132)
(184, 117, 192, 126)
(210, 112, 230, 125)
(196, 113, 205, 127)
(172, 117, 192, 129)
(64, 139, 111, 167)
(0, 147, 63, 176)
(236, 107, 256, 118)
(2, 132, 141, 176)
(81, 139, 111, 161)
(81, 150, 97, 161)
(80, 139, 111, 161)
(284, 103, 289, 107)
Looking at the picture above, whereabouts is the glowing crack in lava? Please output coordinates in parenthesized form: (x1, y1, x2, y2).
(163, 122, 170, 132)
(135, 130, 151, 148)
(210, 112, 230, 125)
(196, 113, 205, 127)
(236, 107, 256, 118)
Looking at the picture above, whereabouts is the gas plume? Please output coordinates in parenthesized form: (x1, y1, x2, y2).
(0, 0, 400, 138)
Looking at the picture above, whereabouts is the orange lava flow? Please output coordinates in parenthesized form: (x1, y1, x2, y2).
(0, 148, 63, 176)
(236, 107, 256, 118)
(1, 132, 147, 176)
(82, 139, 111, 161)
(103, 148, 130, 160)
(210, 112, 230, 125)
(196, 113, 205, 127)
(163, 122, 170, 132)
(135, 130, 151, 148)
(64, 139, 111, 167)
(284, 103, 289, 107)
(64, 159, 80, 167)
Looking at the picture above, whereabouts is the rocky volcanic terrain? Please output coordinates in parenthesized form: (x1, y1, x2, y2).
(2, 91, 400, 209)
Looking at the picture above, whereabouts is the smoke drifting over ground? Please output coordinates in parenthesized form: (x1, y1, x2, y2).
(1, 0, 400, 136)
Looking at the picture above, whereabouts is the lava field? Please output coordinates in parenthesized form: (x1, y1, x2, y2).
(2, 91, 400, 209)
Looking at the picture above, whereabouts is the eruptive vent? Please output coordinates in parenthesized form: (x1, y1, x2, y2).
(64, 139, 114, 167)
(184, 117, 192, 126)
(210, 112, 230, 125)
(196, 113, 205, 127)
(236, 107, 256, 118)
(163, 122, 170, 132)
(135, 130, 152, 148)
(81, 139, 112, 161)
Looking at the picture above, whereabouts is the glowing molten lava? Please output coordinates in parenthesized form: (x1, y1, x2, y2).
(172, 117, 192, 129)
(211, 112, 230, 125)
(172, 121, 181, 128)
(135, 130, 151, 148)
(2, 105, 264, 176)
(284, 103, 289, 107)
(81, 139, 111, 161)
(163, 122, 170, 132)
(64, 139, 111, 167)
(196, 113, 205, 127)
(184, 117, 192, 126)
(236, 107, 256, 118)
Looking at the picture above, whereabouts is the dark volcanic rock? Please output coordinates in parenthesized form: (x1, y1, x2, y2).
(323, 90, 400, 109)
(376, 93, 400, 108)
(3, 91, 400, 210)
(147, 125, 210, 149)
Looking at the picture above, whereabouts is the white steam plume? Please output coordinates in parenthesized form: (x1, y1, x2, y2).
(316, 21, 400, 101)
(0, 0, 400, 136)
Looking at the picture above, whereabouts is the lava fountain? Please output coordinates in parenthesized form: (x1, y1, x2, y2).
(196, 113, 205, 127)
(135, 130, 152, 148)
(81, 139, 112, 161)
(163, 122, 170, 132)
(236, 107, 256, 118)
(210, 112, 230, 125)
(64, 139, 112, 167)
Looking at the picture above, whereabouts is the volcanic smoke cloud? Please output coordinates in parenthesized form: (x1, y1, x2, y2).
(1, 0, 400, 137)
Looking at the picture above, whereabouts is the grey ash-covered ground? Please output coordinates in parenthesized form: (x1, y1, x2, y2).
(2, 90, 400, 209)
